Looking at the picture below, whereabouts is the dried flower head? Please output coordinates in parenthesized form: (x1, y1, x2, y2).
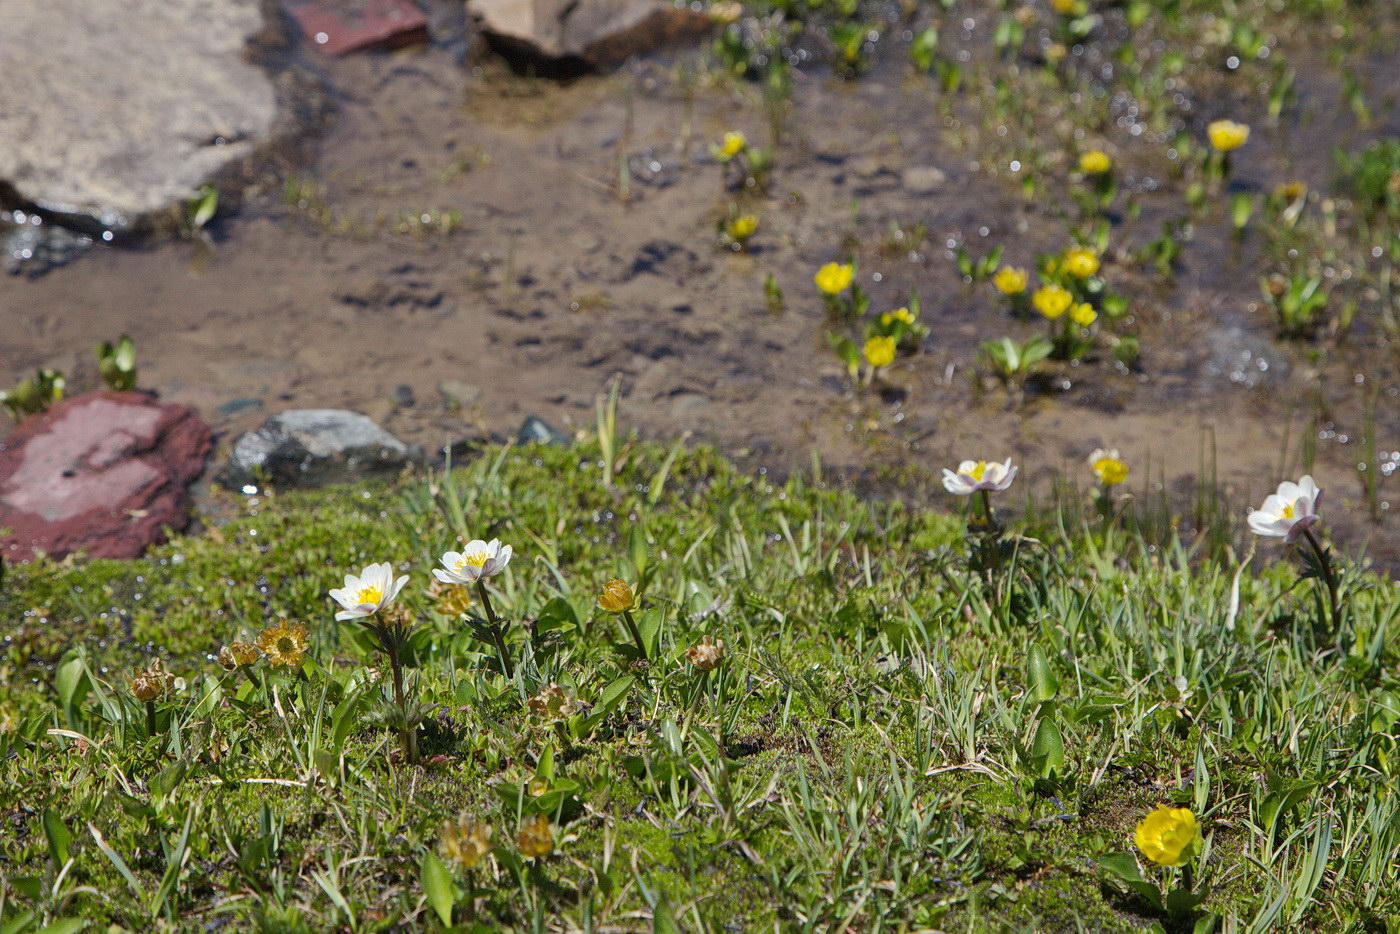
(218, 641, 260, 671)
(516, 813, 554, 858)
(129, 659, 176, 702)
(685, 635, 726, 671)
(528, 683, 579, 721)
(428, 579, 473, 617)
(440, 814, 493, 870)
(255, 621, 310, 668)
(597, 579, 636, 614)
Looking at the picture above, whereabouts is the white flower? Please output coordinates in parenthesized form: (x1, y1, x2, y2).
(1248, 475, 1321, 543)
(329, 562, 409, 621)
(433, 539, 513, 585)
(942, 459, 1017, 495)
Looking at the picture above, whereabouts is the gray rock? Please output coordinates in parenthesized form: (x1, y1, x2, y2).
(216, 397, 264, 416)
(468, 0, 711, 68)
(902, 165, 948, 194)
(517, 415, 570, 446)
(0, 0, 277, 230)
(669, 392, 710, 416)
(438, 379, 482, 409)
(219, 409, 420, 490)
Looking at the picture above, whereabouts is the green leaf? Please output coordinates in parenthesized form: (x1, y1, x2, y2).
(1030, 716, 1065, 776)
(598, 676, 635, 714)
(37, 922, 87, 934)
(54, 655, 87, 710)
(1027, 644, 1058, 703)
(42, 810, 72, 867)
(420, 850, 457, 926)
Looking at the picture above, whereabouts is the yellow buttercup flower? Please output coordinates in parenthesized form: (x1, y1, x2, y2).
(1033, 284, 1073, 319)
(1134, 806, 1202, 867)
(864, 336, 897, 368)
(598, 579, 636, 613)
(1061, 247, 1100, 278)
(728, 215, 759, 241)
(1207, 120, 1250, 152)
(881, 307, 916, 327)
(440, 814, 492, 870)
(1070, 302, 1098, 327)
(718, 131, 747, 160)
(993, 266, 1029, 295)
(1079, 150, 1112, 174)
(1088, 448, 1128, 485)
(1050, 0, 1079, 13)
(256, 621, 309, 668)
(516, 813, 554, 858)
(815, 262, 854, 295)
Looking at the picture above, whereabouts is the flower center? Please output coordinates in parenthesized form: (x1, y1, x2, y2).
(1280, 502, 1295, 519)
(277, 636, 295, 654)
(355, 584, 383, 605)
(968, 462, 988, 481)
(457, 551, 489, 571)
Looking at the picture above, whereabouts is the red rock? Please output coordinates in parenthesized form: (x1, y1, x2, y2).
(0, 392, 212, 563)
(288, 0, 429, 56)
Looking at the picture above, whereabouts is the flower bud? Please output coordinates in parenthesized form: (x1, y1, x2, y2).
(218, 641, 259, 670)
(597, 579, 636, 614)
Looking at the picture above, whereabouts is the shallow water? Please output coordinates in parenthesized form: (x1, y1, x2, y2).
(1, 3, 1396, 567)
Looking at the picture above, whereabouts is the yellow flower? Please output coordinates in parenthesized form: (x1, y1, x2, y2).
(1276, 180, 1307, 202)
(440, 814, 492, 870)
(598, 579, 636, 613)
(1088, 448, 1128, 485)
(1079, 150, 1112, 174)
(255, 621, 309, 668)
(881, 307, 916, 327)
(1133, 806, 1202, 867)
(1033, 284, 1073, 319)
(218, 641, 260, 671)
(814, 262, 854, 295)
(728, 214, 759, 241)
(718, 131, 747, 160)
(685, 635, 726, 671)
(1061, 247, 1100, 278)
(1207, 119, 1250, 152)
(863, 336, 897, 369)
(516, 813, 554, 858)
(1050, 0, 1079, 13)
(1070, 302, 1098, 327)
(129, 660, 176, 702)
(993, 266, 1028, 295)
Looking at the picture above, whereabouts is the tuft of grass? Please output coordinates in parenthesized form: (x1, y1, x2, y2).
(1, 441, 1397, 932)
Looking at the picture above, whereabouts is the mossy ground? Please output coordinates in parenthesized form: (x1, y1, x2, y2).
(1, 439, 1397, 932)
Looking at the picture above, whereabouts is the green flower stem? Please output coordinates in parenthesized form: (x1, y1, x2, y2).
(978, 490, 998, 531)
(621, 609, 648, 660)
(145, 699, 157, 737)
(376, 624, 418, 764)
(1301, 527, 1341, 631)
(475, 581, 515, 679)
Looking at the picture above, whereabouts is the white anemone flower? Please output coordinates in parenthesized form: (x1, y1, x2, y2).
(1247, 475, 1321, 543)
(942, 459, 1017, 495)
(434, 539, 513, 585)
(329, 562, 409, 621)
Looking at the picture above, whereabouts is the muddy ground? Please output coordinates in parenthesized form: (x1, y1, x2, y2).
(2, 4, 1398, 566)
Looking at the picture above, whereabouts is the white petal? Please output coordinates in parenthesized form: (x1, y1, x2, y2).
(390, 575, 409, 600)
